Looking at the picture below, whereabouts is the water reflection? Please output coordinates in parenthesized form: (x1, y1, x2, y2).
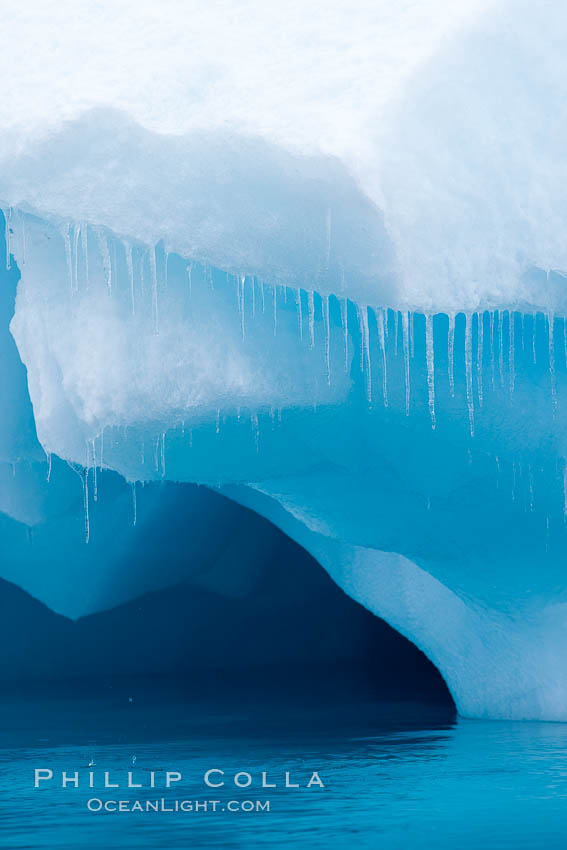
(1, 679, 566, 849)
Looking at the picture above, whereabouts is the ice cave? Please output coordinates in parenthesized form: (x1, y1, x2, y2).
(2, 0, 567, 721)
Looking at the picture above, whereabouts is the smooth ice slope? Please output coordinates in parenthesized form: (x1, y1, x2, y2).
(2, 0, 567, 720)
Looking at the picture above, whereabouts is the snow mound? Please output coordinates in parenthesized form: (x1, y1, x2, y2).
(2, 0, 567, 310)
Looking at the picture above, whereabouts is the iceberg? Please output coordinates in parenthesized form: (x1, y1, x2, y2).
(2, 0, 567, 721)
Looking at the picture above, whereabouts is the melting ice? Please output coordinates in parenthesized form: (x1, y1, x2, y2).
(2, 0, 567, 722)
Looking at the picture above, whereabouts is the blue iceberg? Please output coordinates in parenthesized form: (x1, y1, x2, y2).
(2, 0, 567, 722)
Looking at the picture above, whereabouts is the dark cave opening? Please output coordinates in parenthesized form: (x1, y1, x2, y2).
(0, 499, 454, 717)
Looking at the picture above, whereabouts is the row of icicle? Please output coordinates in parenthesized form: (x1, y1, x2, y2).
(53, 419, 567, 544)
(4, 209, 567, 440)
(5, 208, 567, 547)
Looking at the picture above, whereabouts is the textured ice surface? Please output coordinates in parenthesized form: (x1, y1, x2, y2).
(2, 0, 567, 720)
(2, 0, 567, 310)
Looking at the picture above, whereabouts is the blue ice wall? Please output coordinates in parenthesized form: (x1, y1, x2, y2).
(3, 205, 567, 720)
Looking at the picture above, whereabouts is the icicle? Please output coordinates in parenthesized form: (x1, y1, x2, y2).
(497, 310, 504, 388)
(84, 467, 90, 543)
(250, 412, 259, 452)
(4, 207, 11, 269)
(509, 311, 515, 395)
(447, 313, 455, 397)
(187, 263, 193, 297)
(259, 279, 265, 313)
(131, 482, 137, 527)
(216, 408, 221, 434)
(150, 245, 159, 335)
(490, 311, 495, 386)
(465, 313, 474, 437)
(394, 311, 399, 355)
(72, 223, 80, 292)
(92, 446, 98, 502)
(239, 275, 246, 339)
(532, 312, 537, 364)
(356, 304, 364, 372)
(425, 314, 436, 429)
(341, 298, 348, 372)
(322, 294, 331, 385)
(251, 276, 256, 319)
(82, 225, 89, 289)
(409, 311, 415, 358)
(235, 275, 241, 320)
(308, 291, 315, 349)
(359, 306, 371, 403)
(19, 210, 26, 265)
(88, 439, 98, 503)
(125, 241, 135, 316)
(112, 240, 117, 295)
(154, 435, 160, 473)
(273, 284, 277, 336)
(377, 309, 388, 407)
(477, 311, 484, 407)
(296, 288, 303, 340)
(96, 230, 112, 294)
(62, 224, 73, 292)
(549, 312, 557, 414)
(402, 311, 410, 415)
(161, 431, 166, 477)
(72, 464, 91, 545)
(46, 452, 52, 483)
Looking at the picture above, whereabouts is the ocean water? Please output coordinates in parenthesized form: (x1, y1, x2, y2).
(1, 677, 566, 849)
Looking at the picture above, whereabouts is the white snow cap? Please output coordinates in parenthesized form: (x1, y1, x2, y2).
(2, 0, 567, 310)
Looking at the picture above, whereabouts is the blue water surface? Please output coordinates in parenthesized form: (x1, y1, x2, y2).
(0, 677, 566, 849)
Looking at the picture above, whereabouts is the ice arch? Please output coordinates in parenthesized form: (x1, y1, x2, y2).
(2, 206, 567, 721)
(226, 485, 567, 722)
(3, 0, 567, 719)
(0, 511, 451, 704)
